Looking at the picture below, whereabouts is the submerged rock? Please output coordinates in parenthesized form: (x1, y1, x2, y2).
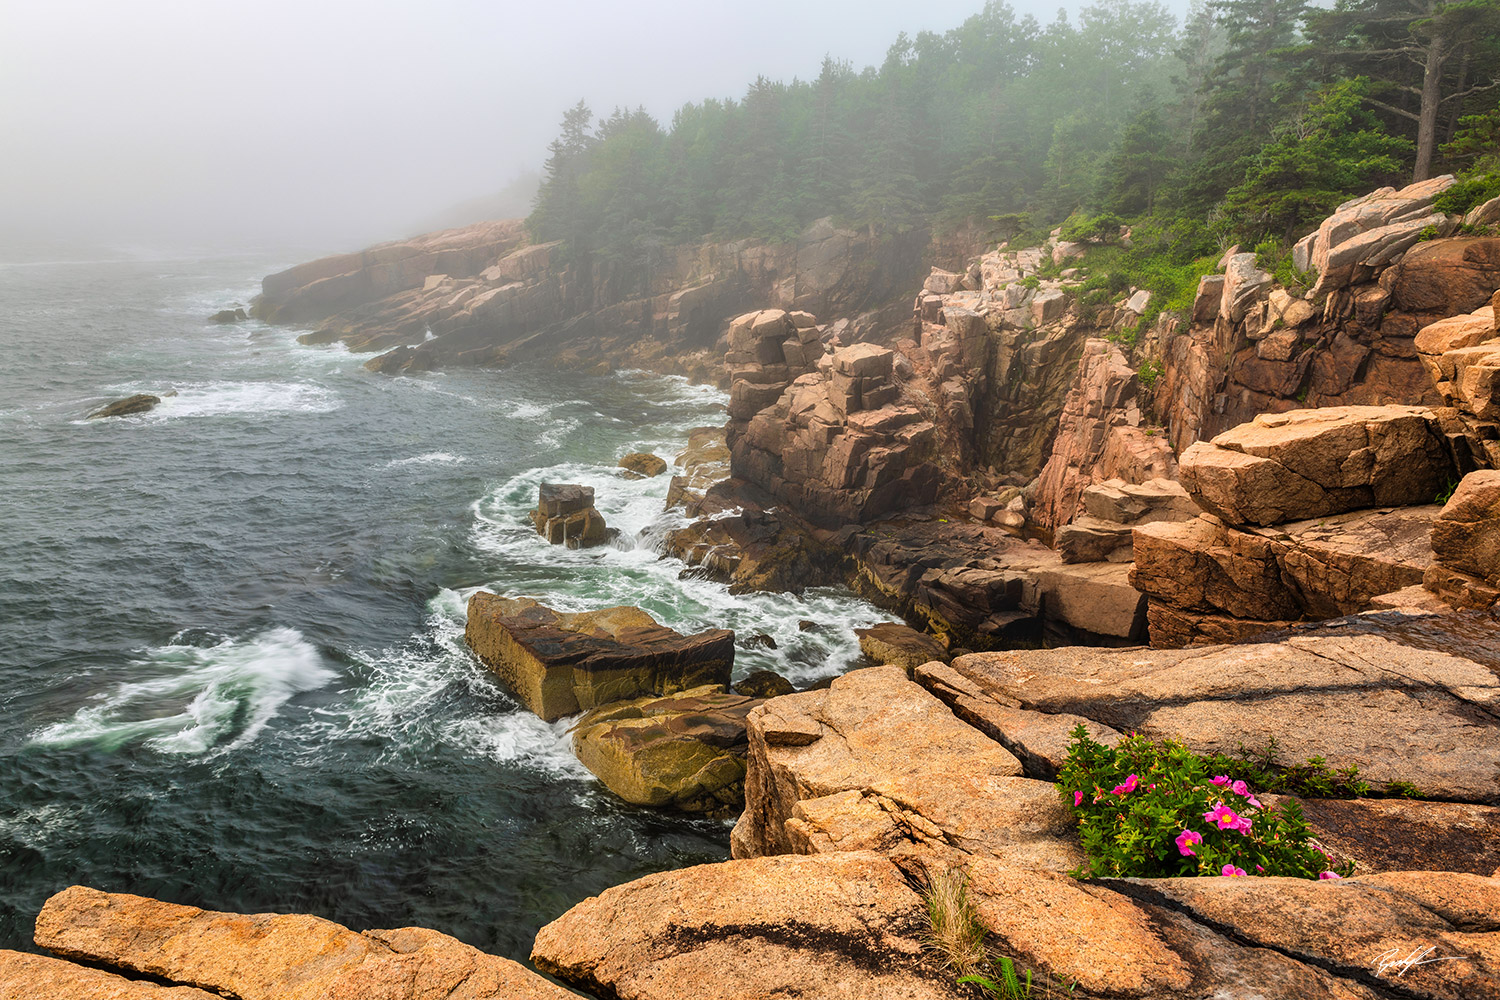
(464, 592, 734, 722)
(87, 393, 160, 419)
(733, 668, 796, 698)
(618, 452, 668, 477)
(572, 684, 759, 813)
(209, 307, 248, 323)
(29, 885, 573, 1000)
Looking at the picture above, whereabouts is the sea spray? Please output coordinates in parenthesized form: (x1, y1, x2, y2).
(31, 627, 336, 754)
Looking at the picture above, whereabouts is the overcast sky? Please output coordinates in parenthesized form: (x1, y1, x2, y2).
(2, 0, 1188, 256)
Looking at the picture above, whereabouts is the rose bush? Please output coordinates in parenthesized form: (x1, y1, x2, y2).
(1056, 726, 1354, 880)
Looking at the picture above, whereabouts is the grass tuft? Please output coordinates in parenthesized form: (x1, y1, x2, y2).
(923, 866, 987, 976)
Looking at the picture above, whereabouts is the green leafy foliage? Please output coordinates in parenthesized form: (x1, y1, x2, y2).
(1434, 174, 1500, 217)
(1199, 738, 1371, 798)
(1056, 727, 1355, 880)
(525, 0, 1500, 296)
(1223, 78, 1411, 241)
(1137, 357, 1165, 388)
(960, 956, 1076, 999)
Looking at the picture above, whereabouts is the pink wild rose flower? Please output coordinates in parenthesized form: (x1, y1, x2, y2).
(1319, 871, 1343, 880)
(1210, 775, 1230, 787)
(1175, 829, 1203, 856)
(1111, 773, 1140, 795)
(1230, 779, 1263, 808)
(1074, 790, 1084, 807)
(1203, 801, 1242, 831)
(1221, 864, 1247, 877)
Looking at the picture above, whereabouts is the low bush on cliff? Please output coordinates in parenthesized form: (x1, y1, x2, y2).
(1057, 727, 1354, 881)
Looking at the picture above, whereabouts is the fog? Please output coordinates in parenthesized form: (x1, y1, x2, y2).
(2, 0, 1187, 257)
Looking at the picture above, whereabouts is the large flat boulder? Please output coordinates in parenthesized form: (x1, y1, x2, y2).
(1179, 406, 1452, 526)
(571, 685, 759, 813)
(464, 592, 734, 721)
(31, 885, 573, 1000)
(0, 951, 219, 999)
(729, 665, 1082, 869)
(945, 624, 1500, 802)
(1117, 871, 1500, 1000)
(532, 852, 960, 1000)
(535, 849, 1498, 1000)
(1284, 797, 1500, 877)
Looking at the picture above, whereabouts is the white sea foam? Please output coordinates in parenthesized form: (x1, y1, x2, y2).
(30, 627, 336, 754)
(387, 451, 467, 467)
(466, 450, 888, 686)
(314, 588, 591, 780)
(78, 380, 340, 423)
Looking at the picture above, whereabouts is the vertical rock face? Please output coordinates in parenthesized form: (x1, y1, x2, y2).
(726, 310, 942, 525)
(1031, 339, 1176, 532)
(255, 216, 937, 376)
(463, 592, 735, 721)
(1417, 301, 1500, 468)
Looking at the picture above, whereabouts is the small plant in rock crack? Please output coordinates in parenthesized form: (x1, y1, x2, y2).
(1057, 727, 1355, 880)
(960, 956, 1077, 999)
(923, 867, 987, 976)
(924, 868, 1078, 997)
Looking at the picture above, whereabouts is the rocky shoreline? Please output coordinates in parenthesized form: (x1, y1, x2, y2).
(11, 180, 1500, 998)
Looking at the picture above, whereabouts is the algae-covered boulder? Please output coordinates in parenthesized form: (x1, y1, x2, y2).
(464, 592, 735, 721)
(855, 622, 949, 675)
(618, 452, 668, 477)
(88, 394, 160, 419)
(572, 685, 760, 813)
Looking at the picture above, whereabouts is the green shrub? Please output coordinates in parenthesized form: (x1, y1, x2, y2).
(1060, 211, 1125, 244)
(1056, 727, 1354, 880)
(1136, 358, 1164, 389)
(1200, 738, 1370, 798)
(1433, 174, 1500, 217)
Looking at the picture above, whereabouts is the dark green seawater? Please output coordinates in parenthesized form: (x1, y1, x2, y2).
(0, 250, 884, 957)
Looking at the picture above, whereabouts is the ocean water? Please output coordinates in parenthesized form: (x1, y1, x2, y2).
(0, 251, 888, 958)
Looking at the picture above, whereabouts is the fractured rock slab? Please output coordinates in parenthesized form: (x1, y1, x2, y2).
(946, 626, 1500, 802)
(0, 951, 219, 999)
(532, 852, 959, 1000)
(464, 592, 734, 721)
(31, 885, 573, 1000)
(1179, 406, 1453, 526)
(729, 665, 1082, 869)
